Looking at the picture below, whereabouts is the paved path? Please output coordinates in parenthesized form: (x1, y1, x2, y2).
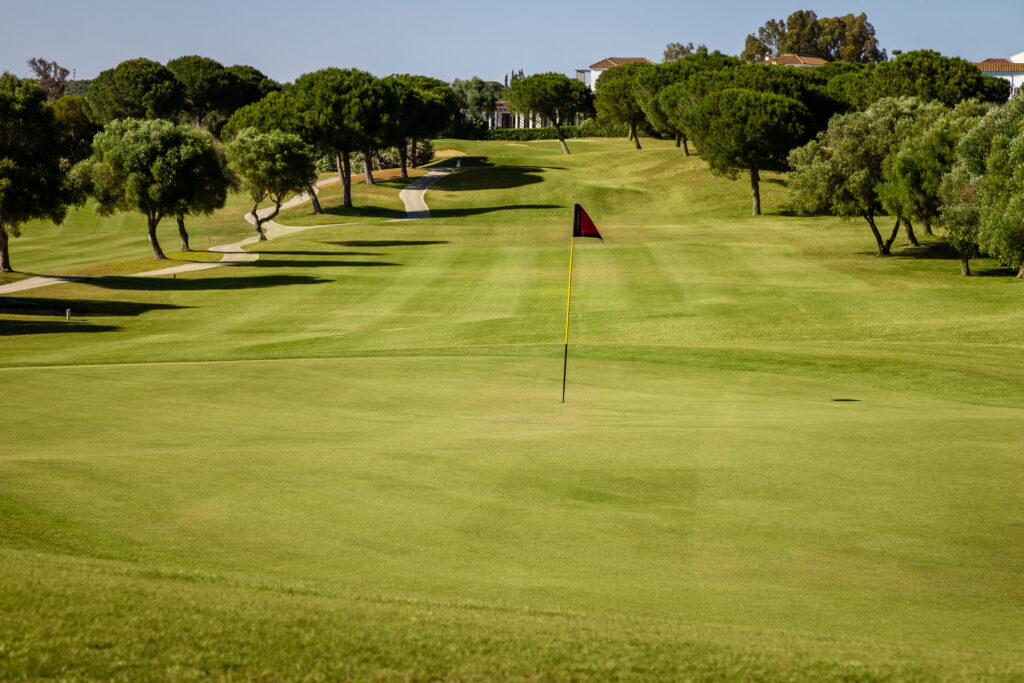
(396, 167, 453, 220)
(0, 167, 455, 295)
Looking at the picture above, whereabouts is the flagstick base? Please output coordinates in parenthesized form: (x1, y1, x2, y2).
(561, 343, 569, 403)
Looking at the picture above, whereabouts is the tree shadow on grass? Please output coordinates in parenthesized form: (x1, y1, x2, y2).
(0, 319, 120, 336)
(437, 166, 547, 191)
(974, 265, 1020, 277)
(0, 297, 184, 317)
(892, 241, 960, 260)
(78, 274, 330, 291)
(252, 259, 399, 269)
(310, 204, 406, 220)
(328, 240, 448, 248)
(429, 204, 561, 219)
(253, 250, 383, 257)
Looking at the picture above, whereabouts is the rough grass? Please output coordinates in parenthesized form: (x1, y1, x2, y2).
(1, 138, 1021, 680)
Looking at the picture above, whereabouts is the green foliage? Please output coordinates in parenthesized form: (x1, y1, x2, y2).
(81, 118, 228, 257)
(223, 64, 281, 105)
(0, 72, 77, 271)
(594, 62, 655, 147)
(485, 125, 582, 141)
(167, 55, 232, 125)
(683, 87, 810, 214)
(226, 127, 315, 214)
(577, 115, 629, 138)
(451, 76, 504, 119)
(663, 42, 708, 61)
(879, 100, 985, 235)
(86, 58, 184, 124)
(789, 97, 936, 254)
(742, 10, 885, 63)
(50, 95, 100, 163)
(505, 73, 594, 153)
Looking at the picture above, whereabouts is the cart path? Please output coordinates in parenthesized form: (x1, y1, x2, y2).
(0, 166, 455, 294)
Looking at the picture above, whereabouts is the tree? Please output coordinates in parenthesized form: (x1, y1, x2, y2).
(788, 97, 930, 255)
(878, 100, 984, 248)
(81, 118, 229, 259)
(383, 75, 457, 178)
(865, 50, 1009, 107)
(226, 128, 316, 241)
(594, 61, 655, 149)
(223, 90, 325, 214)
(505, 73, 594, 154)
(635, 52, 742, 153)
(663, 42, 708, 62)
(50, 95, 101, 163)
(681, 88, 810, 215)
(0, 73, 77, 272)
(223, 65, 281, 105)
(86, 58, 184, 124)
(26, 58, 69, 100)
(288, 68, 385, 208)
(939, 97, 1024, 275)
(742, 10, 885, 63)
(166, 55, 233, 127)
(451, 77, 504, 120)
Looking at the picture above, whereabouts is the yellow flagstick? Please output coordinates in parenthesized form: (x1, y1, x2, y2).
(561, 231, 576, 403)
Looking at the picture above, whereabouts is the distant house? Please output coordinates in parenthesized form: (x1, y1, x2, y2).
(766, 54, 828, 67)
(575, 57, 655, 91)
(975, 53, 1024, 96)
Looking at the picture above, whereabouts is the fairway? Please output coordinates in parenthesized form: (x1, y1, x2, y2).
(1, 139, 1022, 680)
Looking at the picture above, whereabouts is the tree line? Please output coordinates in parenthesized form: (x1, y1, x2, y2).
(0, 57, 459, 272)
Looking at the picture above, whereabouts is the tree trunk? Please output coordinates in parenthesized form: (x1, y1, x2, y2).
(306, 183, 323, 214)
(338, 152, 353, 209)
(922, 218, 934, 236)
(905, 219, 920, 247)
(681, 135, 690, 156)
(147, 214, 166, 259)
(411, 138, 418, 169)
(0, 225, 12, 273)
(864, 212, 887, 256)
(960, 256, 971, 276)
(399, 140, 409, 179)
(1017, 265, 1024, 280)
(363, 149, 375, 185)
(176, 215, 190, 251)
(881, 217, 901, 255)
(750, 167, 761, 216)
(675, 132, 681, 148)
(252, 202, 280, 241)
(554, 124, 570, 155)
(630, 122, 641, 150)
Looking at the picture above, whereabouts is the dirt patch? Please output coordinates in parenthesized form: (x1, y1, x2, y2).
(433, 149, 468, 158)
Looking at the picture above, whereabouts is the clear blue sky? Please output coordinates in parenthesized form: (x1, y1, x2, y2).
(2, 0, 1021, 84)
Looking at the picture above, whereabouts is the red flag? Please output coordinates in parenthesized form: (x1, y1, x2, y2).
(573, 204, 602, 241)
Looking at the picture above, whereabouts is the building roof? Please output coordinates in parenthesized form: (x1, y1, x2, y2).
(767, 54, 828, 66)
(589, 57, 655, 69)
(976, 58, 1024, 73)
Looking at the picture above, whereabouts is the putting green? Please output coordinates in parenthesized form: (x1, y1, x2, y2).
(1, 138, 1021, 679)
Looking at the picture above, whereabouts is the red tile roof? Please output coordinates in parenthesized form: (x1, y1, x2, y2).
(976, 59, 1024, 73)
(589, 57, 655, 69)
(768, 54, 828, 66)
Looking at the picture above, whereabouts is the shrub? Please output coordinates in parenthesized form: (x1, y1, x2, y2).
(578, 116, 630, 138)
(485, 126, 582, 141)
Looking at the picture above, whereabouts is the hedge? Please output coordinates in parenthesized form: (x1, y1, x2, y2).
(485, 126, 582, 141)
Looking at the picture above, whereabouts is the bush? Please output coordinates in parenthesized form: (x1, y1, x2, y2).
(485, 126, 582, 141)
(578, 116, 630, 138)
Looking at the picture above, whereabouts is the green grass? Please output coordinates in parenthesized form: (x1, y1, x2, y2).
(1, 138, 1022, 680)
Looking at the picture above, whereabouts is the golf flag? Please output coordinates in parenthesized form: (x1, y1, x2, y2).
(573, 203, 603, 241)
(562, 204, 603, 403)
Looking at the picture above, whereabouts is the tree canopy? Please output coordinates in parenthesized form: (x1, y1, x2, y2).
(681, 88, 811, 215)
(663, 42, 708, 62)
(81, 118, 228, 259)
(26, 57, 69, 100)
(226, 128, 316, 240)
(505, 73, 594, 154)
(594, 61, 655, 149)
(742, 10, 885, 63)
(0, 73, 77, 272)
(86, 58, 184, 124)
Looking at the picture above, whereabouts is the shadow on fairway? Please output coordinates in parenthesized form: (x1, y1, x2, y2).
(0, 319, 120, 336)
(893, 241, 960, 260)
(429, 204, 561, 219)
(252, 250, 383, 257)
(328, 240, 448, 248)
(78, 275, 330, 291)
(310, 204, 405, 220)
(438, 166, 550, 191)
(0, 297, 185, 317)
(252, 259, 399, 269)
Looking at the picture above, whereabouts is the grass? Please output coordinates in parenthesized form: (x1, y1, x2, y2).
(1, 138, 1022, 680)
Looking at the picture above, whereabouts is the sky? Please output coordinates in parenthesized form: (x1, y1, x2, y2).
(2, 0, 1023, 84)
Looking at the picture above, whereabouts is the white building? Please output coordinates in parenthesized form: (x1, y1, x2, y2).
(975, 53, 1024, 97)
(575, 57, 655, 91)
